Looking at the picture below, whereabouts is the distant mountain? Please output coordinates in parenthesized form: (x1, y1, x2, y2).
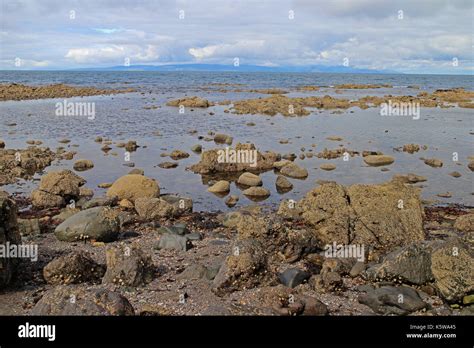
(70, 63, 393, 74)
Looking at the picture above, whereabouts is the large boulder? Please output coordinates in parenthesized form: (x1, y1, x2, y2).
(279, 180, 425, 254)
(107, 175, 159, 203)
(54, 207, 120, 242)
(358, 285, 428, 315)
(31, 286, 135, 315)
(431, 239, 474, 302)
(189, 143, 279, 174)
(365, 242, 434, 285)
(43, 251, 105, 285)
(102, 245, 154, 286)
(134, 197, 177, 219)
(0, 191, 21, 288)
(31, 170, 86, 208)
(212, 238, 268, 296)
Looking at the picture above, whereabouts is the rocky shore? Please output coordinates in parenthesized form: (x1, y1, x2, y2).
(0, 82, 472, 316)
(0, 155, 472, 316)
(0, 83, 135, 101)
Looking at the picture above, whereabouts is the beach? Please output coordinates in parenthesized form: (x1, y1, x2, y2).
(0, 72, 473, 316)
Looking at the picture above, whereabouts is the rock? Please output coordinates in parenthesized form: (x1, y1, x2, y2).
(365, 242, 434, 285)
(392, 173, 427, 184)
(449, 171, 462, 178)
(242, 186, 270, 197)
(79, 187, 94, 197)
(454, 214, 474, 232)
(156, 234, 192, 251)
(98, 182, 113, 189)
(17, 218, 41, 236)
(350, 262, 366, 277)
(463, 295, 474, 305)
(208, 180, 230, 193)
(214, 133, 233, 145)
(43, 251, 105, 285)
(54, 207, 120, 242)
(301, 296, 329, 316)
(124, 140, 138, 152)
(212, 239, 267, 296)
(321, 258, 356, 276)
(225, 195, 239, 207)
(107, 175, 160, 203)
(283, 180, 424, 254)
(320, 163, 336, 171)
(278, 268, 310, 288)
(275, 175, 293, 191)
(102, 245, 154, 286)
(157, 223, 189, 236)
(280, 162, 308, 179)
(158, 161, 178, 169)
(82, 196, 117, 209)
(60, 151, 75, 160)
(326, 136, 343, 141)
(51, 208, 80, 223)
(134, 197, 177, 219)
(31, 190, 65, 209)
(170, 150, 189, 160)
(431, 239, 474, 302)
(119, 199, 134, 210)
(424, 158, 443, 168)
(0, 146, 56, 185)
(273, 160, 292, 169)
(468, 161, 474, 171)
(364, 155, 395, 166)
(177, 263, 217, 281)
(31, 286, 135, 315)
(160, 194, 193, 213)
(237, 172, 262, 186)
(166, 96, 212, 108)
(358, 285, 428, 315)
(189, 143, 279, 174)
(31, 170, 86, 208)
(0, 192, 21, 288)
(128, 168, 144, 175)
(191, 144, 202, 153)
(402, 144, 420, 154)
(73, 159, 94, 171)
(321, 271, 343, 291)
(0, 140, 5, 148)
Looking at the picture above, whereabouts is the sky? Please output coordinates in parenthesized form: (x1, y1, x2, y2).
(0, 0, 473, 74)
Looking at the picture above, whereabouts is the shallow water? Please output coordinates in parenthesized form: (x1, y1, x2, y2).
(1, 72, 473, 211)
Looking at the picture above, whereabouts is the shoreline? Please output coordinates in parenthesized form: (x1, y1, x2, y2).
(0, 79, 472, 317)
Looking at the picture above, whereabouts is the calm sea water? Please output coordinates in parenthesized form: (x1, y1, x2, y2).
(1, 71, 473, 211)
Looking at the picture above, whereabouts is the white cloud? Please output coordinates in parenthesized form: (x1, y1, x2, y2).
(65, 45, 160, 64)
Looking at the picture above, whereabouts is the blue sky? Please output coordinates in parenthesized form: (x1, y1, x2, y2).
(0, 0, 473, 74)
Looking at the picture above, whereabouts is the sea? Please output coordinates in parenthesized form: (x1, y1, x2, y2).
(0, 71, 473, 211)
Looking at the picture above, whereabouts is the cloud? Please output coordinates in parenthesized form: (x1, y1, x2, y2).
(189, 40, 266, 59)
(65, 44, 160, 64)
(0, 0, 471, 73)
